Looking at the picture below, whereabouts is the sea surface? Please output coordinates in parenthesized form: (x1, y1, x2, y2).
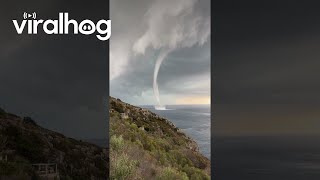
(213, 135, 320, 180)
(143, 104, 211, 159)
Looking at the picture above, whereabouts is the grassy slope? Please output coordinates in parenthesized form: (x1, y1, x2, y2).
(110, 97, 210, 180)
(0, 108, 108, 179)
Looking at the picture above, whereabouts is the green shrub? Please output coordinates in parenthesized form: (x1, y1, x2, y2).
(183, 165, 210, 180)
(143, 138, 156, 152)
(157, 167, 189, 180)
(134, 139, 143, 148)
(156, 138, 171, 152)
(110, 153, 137, 180)
(111, 101, 125, 113)
(171, 150, 193, 168)
(130, 123, 138, 130)
(158, 151, 169, 166)
(110, 135, 125, 152)
(5, 126, 19, 137)
(0, 161, 35, 177)
(190, 173, 210, 180)
(15, 132, 45, 162)
(0, 162, 18, 175)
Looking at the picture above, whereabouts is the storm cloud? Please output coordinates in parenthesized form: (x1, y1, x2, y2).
(212, 0, 320, 136)
(0, 0, 109, 139)
(110, 0, 211, 105)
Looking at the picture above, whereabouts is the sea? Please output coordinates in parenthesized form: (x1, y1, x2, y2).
(213, 135, 320, 180)
(86, 106, 320, 179)
(143, 104, 211, 159)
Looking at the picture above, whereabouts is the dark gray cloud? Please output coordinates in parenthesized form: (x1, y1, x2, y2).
(212, 0, 320, 136)
(0, 0, 108, 139)
(110, 0, 210, 105)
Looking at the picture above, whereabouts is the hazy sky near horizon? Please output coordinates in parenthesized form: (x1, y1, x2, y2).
(110, 0, 210, 105)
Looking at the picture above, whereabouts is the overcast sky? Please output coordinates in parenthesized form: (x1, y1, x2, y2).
(213, 0, 320, 136)
(110, 0, 211, 105)
(0, 0, 108, 139)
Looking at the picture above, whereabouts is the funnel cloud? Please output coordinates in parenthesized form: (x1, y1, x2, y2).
(110, 0, 210, 105)
(153, 50, 170, 109)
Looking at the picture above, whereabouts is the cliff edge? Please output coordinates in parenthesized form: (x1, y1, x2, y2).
(110, 97, 210, 180)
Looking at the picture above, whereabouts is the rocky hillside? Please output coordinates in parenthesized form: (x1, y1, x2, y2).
(109, 97, 210, 180)
(0, 108, 108, 179)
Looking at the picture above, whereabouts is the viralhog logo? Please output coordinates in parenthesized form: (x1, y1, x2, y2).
(13, 12, 111, 41)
